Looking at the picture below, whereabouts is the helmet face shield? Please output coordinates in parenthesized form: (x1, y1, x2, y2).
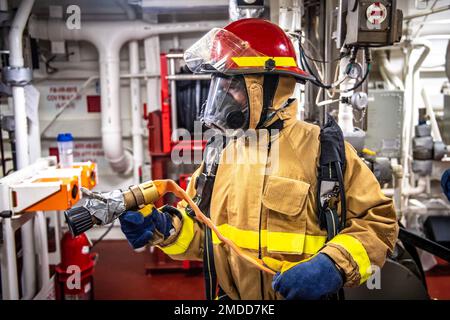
(184, 28, 263, 74)
(202, 74, 249, 132)
(183, 20, 313, 81)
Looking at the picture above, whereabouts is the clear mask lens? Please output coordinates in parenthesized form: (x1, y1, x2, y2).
(202, 75, 249, 133)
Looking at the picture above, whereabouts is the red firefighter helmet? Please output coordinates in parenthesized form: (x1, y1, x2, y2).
(184, 18, 312, 82)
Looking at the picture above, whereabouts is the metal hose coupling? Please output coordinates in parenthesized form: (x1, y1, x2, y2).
(65, 181, 161, 237)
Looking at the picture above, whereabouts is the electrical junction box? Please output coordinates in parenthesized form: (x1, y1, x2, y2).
(365, 90, 403, 158)
(345, 0, 403, 47)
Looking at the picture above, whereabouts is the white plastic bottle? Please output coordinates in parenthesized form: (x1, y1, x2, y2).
(57, 133, 74, 168)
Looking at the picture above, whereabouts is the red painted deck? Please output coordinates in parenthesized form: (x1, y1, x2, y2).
(92, 240, 204, 300)
(93, 240, 450, 300)
(425, 259, 450, 300)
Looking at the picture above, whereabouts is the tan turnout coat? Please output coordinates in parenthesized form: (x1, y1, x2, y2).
(152, 75, 399, 300)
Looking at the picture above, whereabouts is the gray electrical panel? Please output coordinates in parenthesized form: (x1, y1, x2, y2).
(345, 0, 403, 47)
(366, 90, 403, 158)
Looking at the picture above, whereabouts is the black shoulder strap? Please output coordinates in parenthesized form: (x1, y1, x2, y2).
(186, 134, 228, 300)
(317, 115, 347, 240)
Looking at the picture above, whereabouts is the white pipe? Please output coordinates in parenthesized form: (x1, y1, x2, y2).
(421, 87, 443, 142)
(377, 51, 405, 90)
(403, 177, 427, 196)
(34, 211, 49, 289)
(98, 50, 133, 174)
(402, 40, 431, 191)
(8, 0, 33, 67)
(129, 41, 143, 184)
(338, 57, 356, 134)
(29, 18, 226, 174)
(378, 66, 395, 90)
(20, 220, 35, 299)
(383, 177, 427, 199)
(9, 0, 36, 300)
(11, 87, 29, 169)
(1, 217, 19, 299)
(382, 188, 394, 197)
(25, 85, 42, 163)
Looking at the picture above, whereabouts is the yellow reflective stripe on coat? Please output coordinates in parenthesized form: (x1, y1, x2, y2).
(211, 224, 267, 249)
(157, 210, 195, 255)
(211, 224, 326, 254)
(328, 234, 372, 284)
(231, 57, 297, 67)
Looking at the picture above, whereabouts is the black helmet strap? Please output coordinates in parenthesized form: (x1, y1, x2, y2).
(256, 74, 279, 129)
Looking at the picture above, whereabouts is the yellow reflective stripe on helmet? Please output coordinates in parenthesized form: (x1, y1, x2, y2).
(211, 224, 326, 254)
(328, 234, 372, 284)
(157, 210, 194, 255)
(231, 56, 297, 67)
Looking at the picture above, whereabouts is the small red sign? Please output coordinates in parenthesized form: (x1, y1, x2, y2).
(86, 95, 101, 113)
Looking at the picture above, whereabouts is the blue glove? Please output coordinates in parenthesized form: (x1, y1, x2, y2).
(263, 253, 344, 300)
(119, 205, 175, 249)
(442, 169, 450, 202)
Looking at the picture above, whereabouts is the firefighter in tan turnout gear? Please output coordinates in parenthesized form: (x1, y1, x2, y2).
(119, 18, 399, 300)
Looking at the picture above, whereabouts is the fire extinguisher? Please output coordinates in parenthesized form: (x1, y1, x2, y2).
(55, 232, 97, 300)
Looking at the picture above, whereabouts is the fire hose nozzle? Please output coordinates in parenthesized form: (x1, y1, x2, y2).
(65, 179, 275, 275)
(64, 181, 161, 237)
(64, 206, 97, 236)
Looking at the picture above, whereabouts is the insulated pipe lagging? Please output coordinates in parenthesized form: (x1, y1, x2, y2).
(9, 0, 35, 169)
(99, 51, 133, 174)
(8, 0, 36, 300)
(12, 86, 29, 169)
(8, 0, 34, 67)
(338, 57, 356, 134)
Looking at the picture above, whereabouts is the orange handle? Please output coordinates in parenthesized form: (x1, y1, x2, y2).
(152, 179, 275, 275)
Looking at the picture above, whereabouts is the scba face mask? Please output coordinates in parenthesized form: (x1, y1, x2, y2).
(202, 74, 249, 133)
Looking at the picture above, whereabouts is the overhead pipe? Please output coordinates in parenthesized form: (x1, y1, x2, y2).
(29, 18, 226, 174)
(421, 87, 443, 142)
(8, 0, 36, 299)
(404, 4, 450, 21)
(402, 40, 431, 192)
(404, 177, 428, 196)
(9, 0, 34, 168)
(338, 56, 356, 134)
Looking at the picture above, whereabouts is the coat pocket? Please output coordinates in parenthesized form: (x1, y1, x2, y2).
(262, 175, 310, 254)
